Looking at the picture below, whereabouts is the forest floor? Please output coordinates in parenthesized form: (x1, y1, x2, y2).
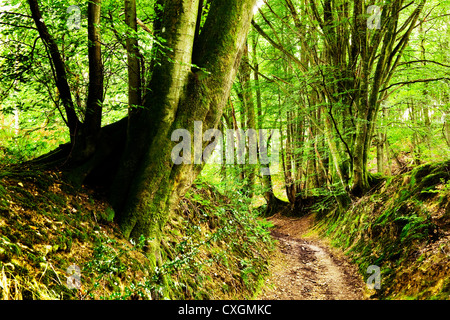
(0, 167, 273, 300)
(258, 213, 368, 300)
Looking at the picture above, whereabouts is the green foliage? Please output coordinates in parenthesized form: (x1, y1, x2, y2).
(315, 160, 450, 299)
(1, 0, 450, 302)
(150, 181, 275, 299)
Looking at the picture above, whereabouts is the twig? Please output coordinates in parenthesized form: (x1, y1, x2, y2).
(380, 77, 450, 92)
(137, 18, 153, 34)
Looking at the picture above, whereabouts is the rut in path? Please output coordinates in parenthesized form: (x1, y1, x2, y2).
(258, 214, 368, 300)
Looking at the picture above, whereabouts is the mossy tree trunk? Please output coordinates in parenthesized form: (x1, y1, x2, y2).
(350, 0, 425, 196)
(251, 35, 288, 214)
(237, 42, 257, 198)
(113, 0, 257, 246)
(124, 0, 142, 114)
(29, 0, 257, 253)
(257, 0, 425, 198)
(84, 0, 104, 152)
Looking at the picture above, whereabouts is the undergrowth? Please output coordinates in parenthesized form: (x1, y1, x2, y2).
(0, 165, 274, 300)
(159, 180, 274, 299)
(315, 160, 450, 299)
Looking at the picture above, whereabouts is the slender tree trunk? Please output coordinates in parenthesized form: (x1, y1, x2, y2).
(285, 110, 296, 203)
(241, 42, 257, 198)
(410, 100, 422, 165)
(376, 129, 384, 174)
(84, 0, 104, 152)
(251, 35, 286, 213)
(28, 0, 81, 140)
(444, 112, 450, 148)
(322, 105, 347, 189)
(125, 0, 142, 114)
(419, 18, 432, 150)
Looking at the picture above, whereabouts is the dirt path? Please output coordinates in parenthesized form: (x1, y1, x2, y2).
(258, 214, 368, 300)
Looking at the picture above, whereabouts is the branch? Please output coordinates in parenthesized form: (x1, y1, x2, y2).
(0, 11, 32, 19)
(107, 11, 126, 50)
(315, 61, 354, 163)
(423, 13, 450, 24)
(380, 77, 450, 92)
(284, 0, 301, 29)
(0, 21, 37, 30)
(251, 20, 307, 72)
(246, 62, 273, 82)
(136, 18, 153, 34)
(397, 60, 450, 68)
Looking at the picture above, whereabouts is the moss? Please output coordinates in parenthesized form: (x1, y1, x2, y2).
(316, 161, 450, 299)
(1, 164, 272, 300)
(430, 278, 450, 300)
(368, 172, 386, 187)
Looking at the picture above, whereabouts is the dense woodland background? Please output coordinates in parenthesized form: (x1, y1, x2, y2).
(0, 0, 449, 300)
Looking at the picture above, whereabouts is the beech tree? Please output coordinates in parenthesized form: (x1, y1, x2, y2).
(27, 0, 257, 262)
(252, 0, 427, 197)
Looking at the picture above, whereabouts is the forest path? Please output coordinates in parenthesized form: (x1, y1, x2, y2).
(257, 214, 367, 300)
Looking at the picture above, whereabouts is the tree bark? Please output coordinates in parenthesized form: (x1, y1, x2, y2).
(125, 0, 142, 114)
(251, 35, 287, 214)
(351, 0, 425, 195)
(239, 42, 257, 198)
(84, 0, 104, 153)
(115, 0, 257, 250)
(27, 0, 81, 141)
(376, 129, 384, 174)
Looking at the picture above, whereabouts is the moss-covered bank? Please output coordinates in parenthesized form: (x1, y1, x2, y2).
(314, 160, 450, 299)
(0, 165, 273, 300)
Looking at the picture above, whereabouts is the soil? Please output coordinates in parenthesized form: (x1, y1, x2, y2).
(258, 213, 368, 300)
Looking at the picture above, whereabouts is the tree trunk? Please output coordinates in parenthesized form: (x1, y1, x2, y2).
(351, 119, 370, 196)
(376, 129, 384, 174)
(28, 0, 258, 246)
(125, 0, 142, 114)
(240, 42, 257, 198)
(28, 0, 81, 140)
(444, 112, 450, 148)
(84, 0, 104, 152)
(351, 0, 425, 195)
(410, 100, 422, 165)
(251, 35, 287, 214)
(115, 0, 257, 253)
